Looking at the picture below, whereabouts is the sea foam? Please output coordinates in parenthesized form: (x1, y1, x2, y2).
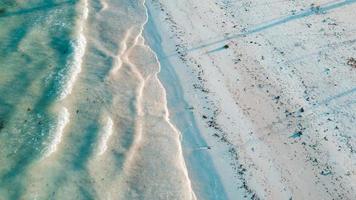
(59, 0, 88, 101)
(44, 107, 70, 158)
(97, 117, 114, 156)
(109, 29, 133, 76)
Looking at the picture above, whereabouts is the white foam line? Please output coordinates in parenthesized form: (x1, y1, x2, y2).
(123, 78, 145, 162)
(110, 29, 132, 76)
(108, 25, 148, 178)
(44, 0, 88, 160)
(140, 1, 197, 199)
(83, 0, 89, 20)
(97, 117, 114, 156)
(59, 0, 88, 101)
(99, 0, 108, 12)
(119, 51, 145, 163)
(44, 107, 70, 158)
(103, 1, 197, 197)
(118, 23, 147, 165)
(160, 77, 197, 200)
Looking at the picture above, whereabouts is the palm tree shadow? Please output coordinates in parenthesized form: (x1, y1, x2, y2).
(0, 0, 76, 18)
(158, 0, 356, 59)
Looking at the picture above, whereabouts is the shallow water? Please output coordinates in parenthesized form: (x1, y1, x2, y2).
(143, 8, 229, 200)
(0, 0, 195, 199)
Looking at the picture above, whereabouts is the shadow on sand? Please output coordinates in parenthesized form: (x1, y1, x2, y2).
(163, 0, 356, 57)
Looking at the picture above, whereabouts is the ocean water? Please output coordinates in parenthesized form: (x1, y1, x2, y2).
(0, 0, 195, 199)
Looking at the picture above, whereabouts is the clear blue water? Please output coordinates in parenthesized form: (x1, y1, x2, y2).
(0, 1, 76, 198)
(0, 0, 200, 199)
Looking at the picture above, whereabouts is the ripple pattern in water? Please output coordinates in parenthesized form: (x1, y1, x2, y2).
(0, 0, 195, 199)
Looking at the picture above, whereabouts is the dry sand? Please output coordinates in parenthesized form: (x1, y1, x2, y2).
(145, 0, 356, 199)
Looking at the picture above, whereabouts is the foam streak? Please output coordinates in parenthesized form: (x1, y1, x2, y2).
(97, 117, 114, 156)
(44, 107, 70, 158)
(59, 0, 88, 100)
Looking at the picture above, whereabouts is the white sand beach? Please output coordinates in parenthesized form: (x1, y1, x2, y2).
(145, 0, 356, 199)
(1, 0, 355, 199)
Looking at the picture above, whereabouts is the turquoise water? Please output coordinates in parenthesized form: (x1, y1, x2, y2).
(0, 1, 76, 198)
(0, 0, 197, 199)
(144, 8, 229, 200)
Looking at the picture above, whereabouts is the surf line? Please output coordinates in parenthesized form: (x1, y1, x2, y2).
(116, 26, 146, 164)
(136, 1, 197, 199)
(44, 0, 89, 159)
(59, 0, 88, 101)
(44, 107, 70, 158)
(97, 117, 114, 156)
(109, 28, 133, 76)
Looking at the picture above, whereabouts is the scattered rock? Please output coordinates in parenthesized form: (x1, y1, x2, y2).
(290, 131, 303, 138)
(347, 57, 356, 68)
(321, 169, 332, 176)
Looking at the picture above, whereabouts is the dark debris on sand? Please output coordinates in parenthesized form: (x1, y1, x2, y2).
(347, 57, 356, 68)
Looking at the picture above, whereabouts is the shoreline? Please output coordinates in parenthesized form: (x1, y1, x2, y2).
(143, 0, 356, 199)
(1, 0, 355, 198)
(143, 3, 245, 200)
(143, 9, 227, 200)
